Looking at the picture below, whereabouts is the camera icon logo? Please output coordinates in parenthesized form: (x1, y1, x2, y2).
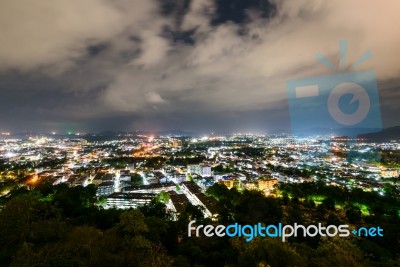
(327, 82, 370, 126)
(286, 41, 382, 137)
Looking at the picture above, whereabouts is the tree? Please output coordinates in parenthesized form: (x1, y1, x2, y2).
(206, 183, 230, 201)
(155, 190, 170, 204)
(179, 203, 204, 221)
(310, 237, 367, 267)
(52, 185, 97, 216)
(231, 237, 305, 267)
(0, 195, 64, 265)
(346, 204, 362, 223)
(321, 197, 335, 211)
(131, 173, 143, 185)
(235, 190, 282, 225)
(140, 201, 172, 220)
(281, 192, 290, 205)
(175, 184, 181, 192)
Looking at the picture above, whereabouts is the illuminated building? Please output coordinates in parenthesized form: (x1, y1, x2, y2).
(106, 193, 156, 209)
(257, 178, 278, 195)
(218, 178, 242, 189)
(187, 164, 212, 177)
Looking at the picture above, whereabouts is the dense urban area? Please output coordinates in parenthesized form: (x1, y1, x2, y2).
(0, 132, 399, 266)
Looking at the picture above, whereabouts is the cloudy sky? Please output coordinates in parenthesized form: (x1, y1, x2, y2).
(0, 0, 399, 134)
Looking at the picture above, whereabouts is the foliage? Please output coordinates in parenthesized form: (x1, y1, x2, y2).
(0, 180, 399, 266)
(155, 190, 170, 204)
(131, 172, 144, 185)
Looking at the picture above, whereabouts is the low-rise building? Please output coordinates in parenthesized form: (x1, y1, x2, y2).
(96, 181, 115, 197)
(181, 181, 218, 219)
(219, 178, 242, 189)
(106, 193, 156, 209)
(167, 192, 190, 220)
(381, 168, 399, 178)
(123, 182, 176, 194)
(258, 178, 278, 195)
(187, 164, 212, 177)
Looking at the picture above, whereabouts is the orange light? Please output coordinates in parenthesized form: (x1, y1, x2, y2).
(28, 176, 38, 185)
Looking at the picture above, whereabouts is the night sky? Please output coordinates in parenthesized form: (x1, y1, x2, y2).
(0, 0, 399, 134)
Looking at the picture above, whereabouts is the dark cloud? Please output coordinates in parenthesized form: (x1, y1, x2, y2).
(0, 0, 399, 133)
(212, 0, 276, 24)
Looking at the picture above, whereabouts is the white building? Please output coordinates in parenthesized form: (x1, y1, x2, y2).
(187, 164, 212, 177)
(106, 193, 156, 209)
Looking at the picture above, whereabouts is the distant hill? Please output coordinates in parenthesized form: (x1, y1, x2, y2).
(359, 126, 400, 141)
(155, 130, 195, 137)
(8, 130, 196, 140)
(293, 127, 382, 138)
